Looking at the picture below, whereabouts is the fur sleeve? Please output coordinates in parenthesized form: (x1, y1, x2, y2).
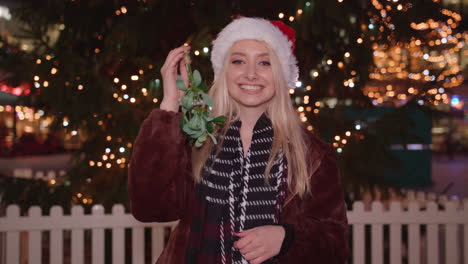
(128, 109, 192, 222)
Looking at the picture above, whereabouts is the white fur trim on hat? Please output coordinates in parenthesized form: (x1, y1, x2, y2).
(211, 17, 299, 88)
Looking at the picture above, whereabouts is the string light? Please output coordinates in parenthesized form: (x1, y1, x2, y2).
(366, 6, 465, 107)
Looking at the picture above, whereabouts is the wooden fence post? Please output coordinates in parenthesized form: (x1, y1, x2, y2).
(71, 206, 84, 264)
(91, 205, 105, 264)
(50, 206, 64, 264)
(6, 205, 20, 264)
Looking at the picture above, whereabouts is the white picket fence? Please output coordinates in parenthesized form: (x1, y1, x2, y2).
(0, 197, 467, 264)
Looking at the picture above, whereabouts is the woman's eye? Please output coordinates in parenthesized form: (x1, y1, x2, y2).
(259, 61, 271, 66)
(231, 59, 243, 64)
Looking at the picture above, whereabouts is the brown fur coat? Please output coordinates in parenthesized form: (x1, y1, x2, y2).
(128, 109, 349, 264)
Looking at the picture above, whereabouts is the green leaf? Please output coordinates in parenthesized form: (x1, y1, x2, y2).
(176, 75, 187, 91)
(206, 122, 214, 133)
(208, 133, 217, 145)
(187, 114, 202, 130)
(183, 114, 190, 123)
(182, 123, 198, 135)
(192, 129, 204, 139)
(195, 134, 207, 147)
(187, 118, 198, 130)
(180, 91, 193, 109)
(201, 92, 214, 107)
(199, 133, 207, 141)
(193, 70, 202, 87)
(199, 82, 208, 92)
(205, 115, 214, 122)
(212, 115, 226, 123)
(195, 114, 203, 128)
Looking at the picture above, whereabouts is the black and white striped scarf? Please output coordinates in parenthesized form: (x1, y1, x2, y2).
(186, 113, 287, 264)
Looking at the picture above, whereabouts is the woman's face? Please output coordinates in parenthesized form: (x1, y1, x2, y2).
(226, 39, 275, 112)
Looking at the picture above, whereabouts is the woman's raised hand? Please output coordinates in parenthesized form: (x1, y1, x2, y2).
(160, 45, 190, 112)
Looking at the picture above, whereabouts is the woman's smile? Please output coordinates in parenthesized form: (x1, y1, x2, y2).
(239, 84, 264, 94)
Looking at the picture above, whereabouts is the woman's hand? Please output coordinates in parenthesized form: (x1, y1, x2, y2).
(234, 225, 285, 264)
(160, 45, 190, 112)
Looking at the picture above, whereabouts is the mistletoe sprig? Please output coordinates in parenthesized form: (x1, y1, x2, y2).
(176, 52, 226, 147)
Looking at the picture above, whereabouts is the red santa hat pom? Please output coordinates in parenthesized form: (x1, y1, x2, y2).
(269, 20, 296, 53)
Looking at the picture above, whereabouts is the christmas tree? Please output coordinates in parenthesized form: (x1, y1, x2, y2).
(0, 0, 464, 209)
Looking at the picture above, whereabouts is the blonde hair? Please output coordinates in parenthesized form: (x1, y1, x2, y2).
(192, 40, 311, 197)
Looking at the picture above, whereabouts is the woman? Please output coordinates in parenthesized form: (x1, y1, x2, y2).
(129, 17, 348, 264)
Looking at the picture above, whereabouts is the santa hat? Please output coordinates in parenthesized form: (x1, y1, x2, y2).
(211, 17, 299, 88)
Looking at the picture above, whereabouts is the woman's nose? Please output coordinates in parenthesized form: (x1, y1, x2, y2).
(245, 64, 258, 80)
